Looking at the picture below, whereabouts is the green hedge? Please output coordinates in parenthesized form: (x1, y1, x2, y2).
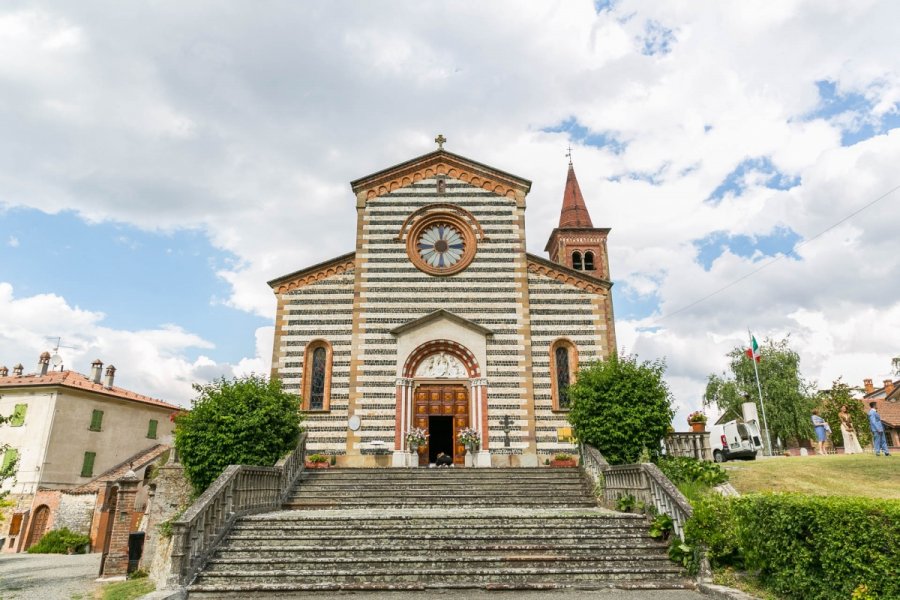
(686, 494, 900, 599)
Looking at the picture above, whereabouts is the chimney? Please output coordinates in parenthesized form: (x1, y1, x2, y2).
(884, 380, 894, 396)
(864, 379, 874, 395)
(0, 366, 8, 377)
(13, 363, 24, 376)
(104, 365, 116, 389)
(38, 351, 51, 376)
(90, 359, 103, 384)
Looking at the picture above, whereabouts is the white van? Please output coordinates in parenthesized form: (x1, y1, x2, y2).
(709, 419, 763, 462)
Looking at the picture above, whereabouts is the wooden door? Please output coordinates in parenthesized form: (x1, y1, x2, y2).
(414, 384, 469, 466)
(25, 505, 50, 550)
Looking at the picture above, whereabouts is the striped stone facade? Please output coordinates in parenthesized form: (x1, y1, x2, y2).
(269, 150, 615, 467)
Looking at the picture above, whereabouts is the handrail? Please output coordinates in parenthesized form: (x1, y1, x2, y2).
(169, 431, 307, 586)
(579, 443, 693, 540)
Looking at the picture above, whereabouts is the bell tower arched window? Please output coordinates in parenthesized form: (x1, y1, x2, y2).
(572, 251, 583, 270)
(550, 339, 578, 411)
(302, 340, 333, 412)
(583, 251, 595, 271)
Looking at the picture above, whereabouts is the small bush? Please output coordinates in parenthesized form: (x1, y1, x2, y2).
(26, 528, 90, 554)
(656, 456, 728, 487)
(307, 453, 328, 463)
(553, 453, 572, 461)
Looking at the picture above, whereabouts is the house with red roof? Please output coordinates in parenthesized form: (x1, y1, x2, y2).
(0, 352, 179, 553)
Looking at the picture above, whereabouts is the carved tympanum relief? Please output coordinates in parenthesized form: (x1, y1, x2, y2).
(415, 352, 467, 378)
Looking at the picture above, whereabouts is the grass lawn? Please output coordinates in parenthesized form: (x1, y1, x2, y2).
(724, 454, 900, 498)
(96, 578, 154, 600)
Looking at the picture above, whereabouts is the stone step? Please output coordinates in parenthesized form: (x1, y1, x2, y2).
(192, 565, 687, 586)
(299, 468, 583, 475)
(215, 542, 667, 557)
(281, 500, 599, 510)
(240, 510, 645, 524)
(222, 532, 652, 548)
(293, 482, 590, 492)
(230, 521, 648, 533)
(204, 555, 674, 573)
(288, 490, 592, 501)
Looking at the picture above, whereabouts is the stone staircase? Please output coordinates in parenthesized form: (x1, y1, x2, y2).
(186, 468, 691, 596)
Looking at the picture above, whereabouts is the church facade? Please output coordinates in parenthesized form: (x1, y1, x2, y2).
(268, 143, 616, 467)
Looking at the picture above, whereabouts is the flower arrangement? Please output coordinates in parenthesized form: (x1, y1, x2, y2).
(687, 411, 707, 424)
(405, 428, 428, 451)
(457, 427, 480, 451)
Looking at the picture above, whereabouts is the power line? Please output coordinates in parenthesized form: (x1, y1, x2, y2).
(652, 181, 900, 324)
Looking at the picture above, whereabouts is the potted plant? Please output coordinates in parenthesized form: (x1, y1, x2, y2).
(457, 427, 480, 454)
(405, 428, 428, 454)
(305, 453, 330, 469)
(550, 452, 577, 467)
(688, 411, 707, 432)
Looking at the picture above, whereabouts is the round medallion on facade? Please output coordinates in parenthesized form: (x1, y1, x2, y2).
(406, 213, 477, 276)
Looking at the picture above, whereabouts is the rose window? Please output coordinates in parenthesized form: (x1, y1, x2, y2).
(417, 224, 465, 269)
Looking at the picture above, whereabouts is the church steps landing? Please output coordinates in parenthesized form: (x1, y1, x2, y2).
(185, 469, 689, 594)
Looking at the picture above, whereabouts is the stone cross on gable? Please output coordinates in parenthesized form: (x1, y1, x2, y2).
(435, 134, 447, 150)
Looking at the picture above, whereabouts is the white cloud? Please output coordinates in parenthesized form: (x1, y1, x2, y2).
(0, 283, 271, 406)
(0, 1, 899, 427)
(7, 235, 18, 247)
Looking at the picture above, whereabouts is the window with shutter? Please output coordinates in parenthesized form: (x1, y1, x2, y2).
(89, 409, 103, 431)
(147, 419, 158, 439)
(81, 451, 96, 477)
(2, 448, 20, 473)
(11, 404, 27, 427)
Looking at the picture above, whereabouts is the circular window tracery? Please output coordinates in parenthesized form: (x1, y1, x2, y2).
(406, 213, 477, 276)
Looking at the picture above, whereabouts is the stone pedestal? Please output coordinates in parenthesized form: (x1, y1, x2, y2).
(475, 450, 491, 468)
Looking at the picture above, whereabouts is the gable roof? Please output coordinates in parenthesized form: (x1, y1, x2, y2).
(0, 370, 178, 410)
(69, 444, 170, 493)
(350, 149, 532, 206)
(390, 309, 494, 337)
(526, 253, 612, 293)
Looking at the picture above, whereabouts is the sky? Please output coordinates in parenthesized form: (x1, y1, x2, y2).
(1, 0, 899, 429)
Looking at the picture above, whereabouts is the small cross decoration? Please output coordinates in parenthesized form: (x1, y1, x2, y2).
(501, 414, 512, 448)
(435, 134, 447, 150)
(566, 145, 573, 165)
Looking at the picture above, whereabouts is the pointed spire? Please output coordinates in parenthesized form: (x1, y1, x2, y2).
(558, 162, 593, 228)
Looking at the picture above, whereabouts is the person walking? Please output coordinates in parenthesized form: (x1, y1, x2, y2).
(839, 405, 864, 454)
(867, 402, 891, 457)
(811, 409, 829, 455)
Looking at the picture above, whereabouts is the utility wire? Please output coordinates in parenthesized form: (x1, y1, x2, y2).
(651, 181, 900, 325)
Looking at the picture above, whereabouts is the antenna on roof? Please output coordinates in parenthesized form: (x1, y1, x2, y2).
(46, 336, 76, 371)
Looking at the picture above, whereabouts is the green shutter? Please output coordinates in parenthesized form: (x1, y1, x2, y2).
(10, 404, 27, 427)
(81, 451, 96, 477)
(147, 419, 158, 439)
(89, 409, 103, 431)
(1, 448, 19, 473)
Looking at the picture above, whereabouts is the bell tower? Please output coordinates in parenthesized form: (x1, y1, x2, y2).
(544, 160, 610, 279)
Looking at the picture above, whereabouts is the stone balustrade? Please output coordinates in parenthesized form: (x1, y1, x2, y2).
(169, 432, 307, 586)
(664, 431, 712, 462)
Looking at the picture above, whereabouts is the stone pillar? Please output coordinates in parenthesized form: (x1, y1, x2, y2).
(100, 474, 140, 578)
(144, 457, 192, 589)
(392, 377, 415, 467)
(471, 378, 491, 467)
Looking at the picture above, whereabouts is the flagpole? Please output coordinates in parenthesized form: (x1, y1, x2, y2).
(749, 329, 773, 456)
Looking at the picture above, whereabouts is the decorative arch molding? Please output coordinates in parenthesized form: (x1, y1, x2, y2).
(403, 339, 481, 379)
(350, 151, 531, 207)
(396, 203, 487, 243)
(269, 254, 356, 294)
(526, 256, 611, 294)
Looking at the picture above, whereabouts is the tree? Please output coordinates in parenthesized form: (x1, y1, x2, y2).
(1, 411, 17, 517)
(567, 353, 675, 465)
(816, 378, 872, 449)
(174, 375, 303, 494)
(704, 337, 815, 449)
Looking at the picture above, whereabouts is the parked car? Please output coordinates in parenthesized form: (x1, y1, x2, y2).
(709, 419, 763, 462)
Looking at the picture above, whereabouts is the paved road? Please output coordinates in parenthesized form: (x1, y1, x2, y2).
(0, 553, 101, 600)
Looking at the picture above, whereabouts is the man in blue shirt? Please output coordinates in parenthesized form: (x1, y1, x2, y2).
(868, 402, 891, 457)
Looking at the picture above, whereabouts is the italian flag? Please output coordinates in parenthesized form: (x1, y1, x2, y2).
(745, 335, 761, 362)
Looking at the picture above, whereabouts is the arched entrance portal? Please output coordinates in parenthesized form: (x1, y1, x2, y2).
(395, 340, 489, 467)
